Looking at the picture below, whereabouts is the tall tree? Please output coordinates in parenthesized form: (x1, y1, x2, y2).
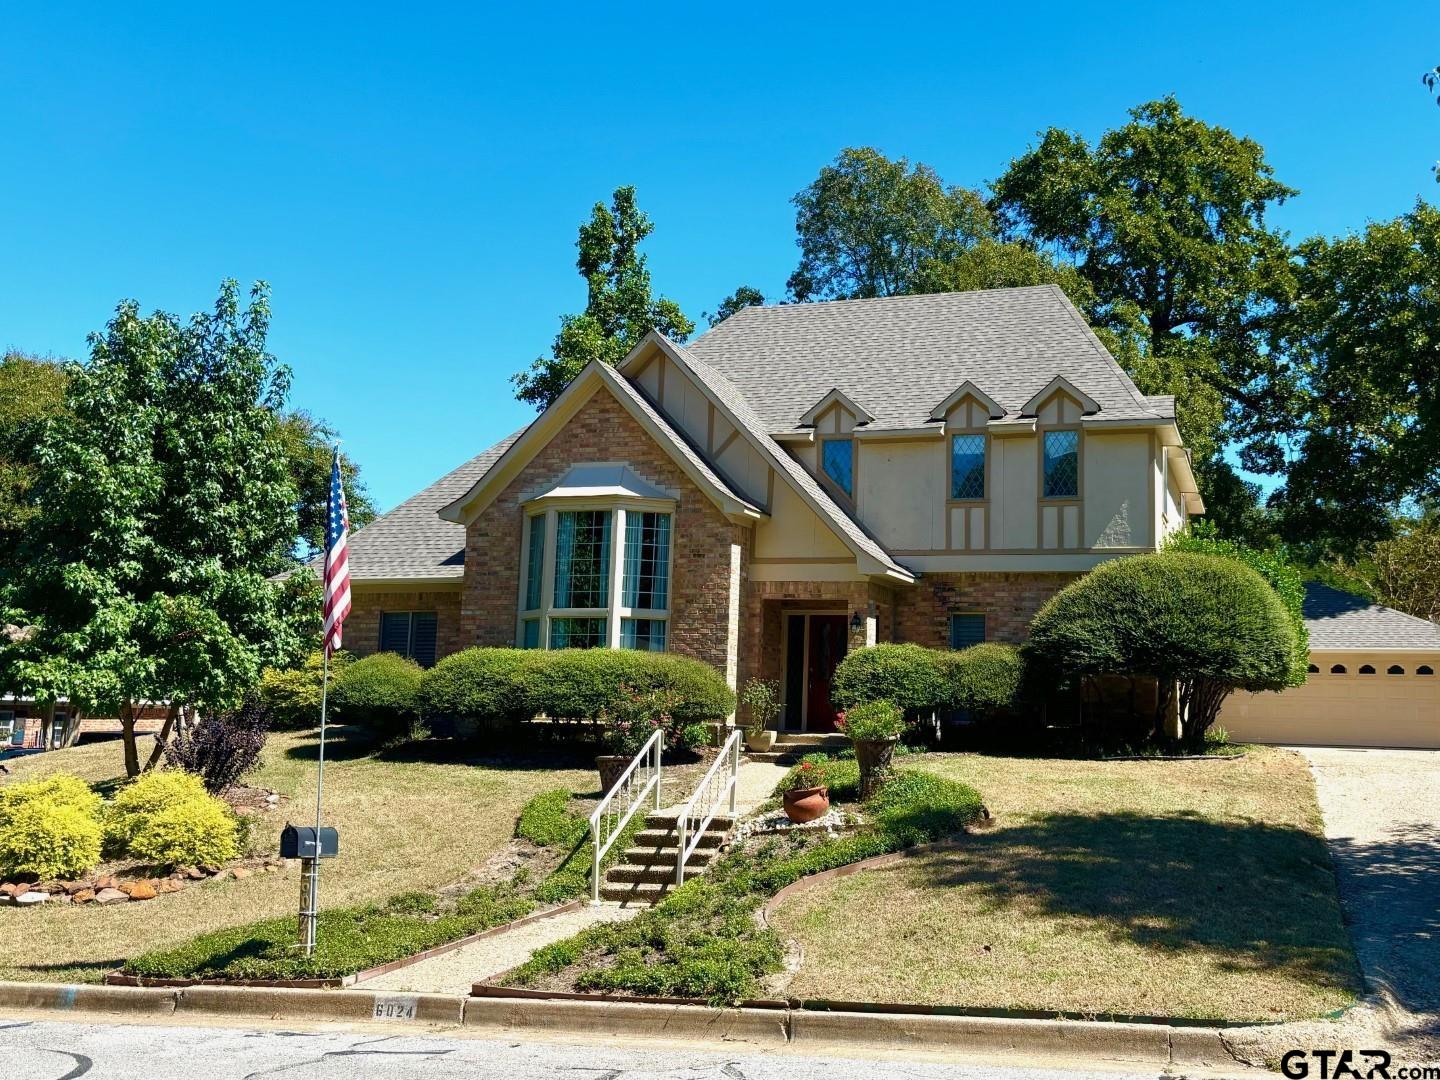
(273, 410, 375, 558)
(991, 97, 1297, 463)
(0, 282, 316, 775)
(513, 187, 694, 410)
(787, 147, 992, 302)
(1255, 203, 1440, 557)
(1368, 515, 1440, 622)
(704, 285, 767, 327)
(914, 238, 1095, 310)
(0, 353, 70, 571)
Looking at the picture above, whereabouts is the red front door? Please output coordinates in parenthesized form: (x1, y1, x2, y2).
(805, 615, 848, 732)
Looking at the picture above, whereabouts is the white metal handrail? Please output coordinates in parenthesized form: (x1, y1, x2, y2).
(588, 728, 663, 903)
(675, 727, 742, 886)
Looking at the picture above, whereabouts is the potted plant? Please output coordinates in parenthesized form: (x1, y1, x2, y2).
(837, 699, 906, 799)
(779, 758, 831, 823)
(739, 678, 781, 753)
(596, 688, 671, 793)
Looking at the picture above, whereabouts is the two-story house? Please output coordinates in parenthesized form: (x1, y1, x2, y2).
(335, 285, 1206, 733)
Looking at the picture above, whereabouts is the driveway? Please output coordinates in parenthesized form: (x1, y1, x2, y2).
(1300, 748, 1440, 1021)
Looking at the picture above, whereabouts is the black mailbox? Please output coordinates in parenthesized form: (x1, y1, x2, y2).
(280, 824, 339, 860)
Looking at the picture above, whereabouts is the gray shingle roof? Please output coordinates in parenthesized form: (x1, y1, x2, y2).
(665, 340, 911, 579)
(687, 285, 1169, 433)
(1303, 583, 1440, 651)
(326, 430, 524, 582)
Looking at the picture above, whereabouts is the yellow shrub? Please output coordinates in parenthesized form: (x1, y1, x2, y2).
(0, 773, 102, 826)
(0, 802, 103, 880)
(105, 770, 211, 851)
(127, 797, 239, 867)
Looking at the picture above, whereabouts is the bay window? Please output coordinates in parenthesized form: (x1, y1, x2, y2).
(519, 502, 672, 651)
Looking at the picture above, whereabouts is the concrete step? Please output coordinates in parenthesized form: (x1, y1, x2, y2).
(605, 864, 687, 884)
(599, 880, 677, 904)
(620, 845, 717, 868)
(774, 732, 848, 748)
(633, 827, 725, 850)
(643, 811, 735, 831)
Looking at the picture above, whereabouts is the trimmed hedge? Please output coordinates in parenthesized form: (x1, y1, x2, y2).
(831, 643, 946, 712)
(419, 648, 539, 726)
(941, 642, 1026, 713)
(0, 801, 103, 880)
(257, 650, 350, 730)
(331, 652, 424, 736)
(106, 770, 241, 867)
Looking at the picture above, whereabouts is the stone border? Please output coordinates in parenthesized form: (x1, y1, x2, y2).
(101, 899, 589, 990)
(0, 981, 1239, 1068)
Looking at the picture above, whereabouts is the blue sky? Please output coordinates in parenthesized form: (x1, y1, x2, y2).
(2, 4, 1434, 511)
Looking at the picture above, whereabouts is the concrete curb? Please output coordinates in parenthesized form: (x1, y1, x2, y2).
(0, 981, 1237, 1066)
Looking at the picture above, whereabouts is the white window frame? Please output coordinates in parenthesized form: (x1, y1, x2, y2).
(0, 710, 14, 744)
(517, 496, 676, 651)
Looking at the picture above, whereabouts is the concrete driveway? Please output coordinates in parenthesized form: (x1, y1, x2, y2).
(1300, 748, 1440, 1022)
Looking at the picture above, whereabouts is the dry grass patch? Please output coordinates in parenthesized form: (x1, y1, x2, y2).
(0, 729, 592, 983)
(767, 747, 1360, 1022)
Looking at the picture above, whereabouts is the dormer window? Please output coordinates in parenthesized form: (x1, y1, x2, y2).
(820, 437, 854, 498)
(950, 434, 986, 500)
(1043, 430, 1080, 498)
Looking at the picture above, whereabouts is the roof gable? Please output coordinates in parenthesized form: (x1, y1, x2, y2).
(929, 380, 1004, 422)
(799, 388, 875, 427)
(1021, 375, 1101, 417)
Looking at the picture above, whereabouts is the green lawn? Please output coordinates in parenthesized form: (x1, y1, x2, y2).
(766, 747, 1361, 1022)
(0, 729, 593, 983)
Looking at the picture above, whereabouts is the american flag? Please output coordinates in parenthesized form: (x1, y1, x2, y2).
(322, 450, 352, 655)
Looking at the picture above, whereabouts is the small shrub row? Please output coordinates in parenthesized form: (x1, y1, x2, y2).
(504, 761, 985, 1003)
(321, 647, 735, 744)
(0, 770, 240, 880)
(124, 885, 534, 981)
(831, 641, 1027, 718)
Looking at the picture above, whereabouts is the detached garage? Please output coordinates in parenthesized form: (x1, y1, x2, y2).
(1222, 583, 1440, 749)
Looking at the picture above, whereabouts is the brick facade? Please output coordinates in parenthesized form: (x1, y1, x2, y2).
(460, 386, 750, 676)
(346, 586, 464, 660)
(892, 572, 1082, 648)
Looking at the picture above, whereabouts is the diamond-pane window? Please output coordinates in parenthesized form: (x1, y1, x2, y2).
(1043, 430, 1079, 498)
(950, 434, 986, 500)
(821, 438, 854, 497)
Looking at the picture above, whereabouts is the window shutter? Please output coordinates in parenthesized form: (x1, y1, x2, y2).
(411, 612, 439, 668)
(949, 614, 986, 650)
(379, 612, 411, 655)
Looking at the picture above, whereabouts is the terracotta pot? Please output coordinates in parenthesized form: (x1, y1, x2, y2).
(782, 785, 830, 823)
(745, 729, 777, 753)
(853, 737, 899, 799)
(595, 755, 631, 794)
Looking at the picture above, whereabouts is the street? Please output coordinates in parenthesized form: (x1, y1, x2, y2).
(0, 1014, 1221, 1080)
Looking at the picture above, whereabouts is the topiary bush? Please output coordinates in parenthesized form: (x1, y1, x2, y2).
(831, 643, 946, 714)
(418, 648, 540, 729)
(0, 802, 103, 880)
(0, 773, 102, 823)
(1028, 552, 1296, 751)
(331, 652, 424, 738)
(941, 642, 1027, 715)
(105, 769, 240, 866)
(257, 650, 351, 730)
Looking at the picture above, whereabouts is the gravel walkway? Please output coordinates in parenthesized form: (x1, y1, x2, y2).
(358, 903, 637, 995)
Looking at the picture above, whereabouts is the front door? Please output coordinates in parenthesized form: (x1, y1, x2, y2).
(782, 613, 849, 732)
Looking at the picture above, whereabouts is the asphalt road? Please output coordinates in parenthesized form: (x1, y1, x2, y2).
(0, 1015, 1201, 1080)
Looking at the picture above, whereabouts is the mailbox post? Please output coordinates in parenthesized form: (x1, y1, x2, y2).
(281, 824, 339, 954)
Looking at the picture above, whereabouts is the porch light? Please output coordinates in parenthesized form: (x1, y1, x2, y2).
(850, 611, 864, 633)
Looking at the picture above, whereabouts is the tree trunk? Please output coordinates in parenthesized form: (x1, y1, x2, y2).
(120, 702, 141, 778)
(143, 704, 181, 771)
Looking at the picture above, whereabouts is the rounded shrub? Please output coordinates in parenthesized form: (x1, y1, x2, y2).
(258, 650, 351, 730)
(418, 648, 540, 727)
(831, 643, 946, 713)
(526, 649, 735, 725)
(942, 643, 1026, 715)
(331, 652, 424, 736)
(0, 802, 103, 880)
(127, 797, 240, 867)
(105, 769, 214, 852)
(623, 652, 735, 724)
(1028, 552, 1296, 750)
(0, 773, 102, 824)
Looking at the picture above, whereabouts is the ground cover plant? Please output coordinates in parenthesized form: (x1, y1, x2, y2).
(767, 749, 1361, 1022)
(499, 758, 985, 1004)
(0, 729, 594, 983)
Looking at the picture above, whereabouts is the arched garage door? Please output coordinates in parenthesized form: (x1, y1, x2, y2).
(1221, 652, 1440, 749)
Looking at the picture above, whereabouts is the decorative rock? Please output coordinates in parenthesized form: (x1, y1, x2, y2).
(94, 875, 118, 891)
(125, 881, 157, 901)
(209, 869, 230, 881)
(72, 889, 96, 903)
(231, 867, 253, 880)
(176, 865, 201, 879)
(16, 891, 50, 905)
(0, 882, 22, 897)
(52, 893, 72, 905)
(265, 793, 279, 804)
(94, 887, 128, 904)
(154, 878, 181, 894)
